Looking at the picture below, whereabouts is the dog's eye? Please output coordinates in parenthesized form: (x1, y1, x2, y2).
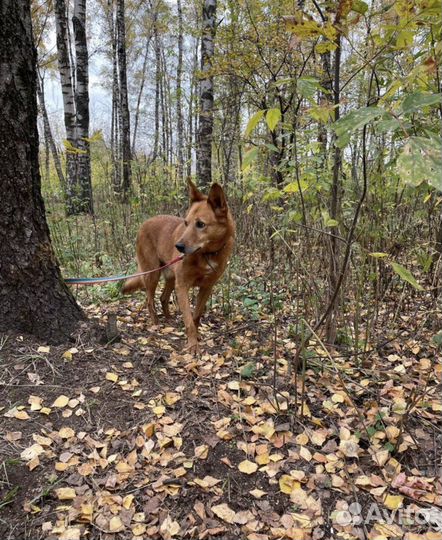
(196, 220, 206, 229)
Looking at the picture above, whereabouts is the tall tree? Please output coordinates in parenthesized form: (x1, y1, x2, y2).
(54, 0, 93, 214)
(36, 68, 66, 191)
(116, 0, 131, 195)
(72, 0, 93, 211)
(0, 0, 83, 342)
(196, 0, 216, 188)
(176, 0, 184, 180)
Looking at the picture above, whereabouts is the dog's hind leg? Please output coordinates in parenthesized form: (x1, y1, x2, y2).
(160, 277, 175, 319)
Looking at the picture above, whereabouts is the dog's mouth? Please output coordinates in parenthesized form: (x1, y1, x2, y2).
(184, 246, 201, 255)
(176, 244, 202, 256)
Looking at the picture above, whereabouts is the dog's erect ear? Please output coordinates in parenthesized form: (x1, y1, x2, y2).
(207, 183, 227, 216)
(188, 178, 205, 203)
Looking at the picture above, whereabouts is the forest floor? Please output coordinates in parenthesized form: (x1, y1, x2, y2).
(0, 286, 441, 540)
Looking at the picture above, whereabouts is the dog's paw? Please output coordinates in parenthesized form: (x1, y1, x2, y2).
(186, 341, 201, 356)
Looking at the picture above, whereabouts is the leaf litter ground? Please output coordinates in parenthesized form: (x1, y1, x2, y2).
(0, 290, 441, 540)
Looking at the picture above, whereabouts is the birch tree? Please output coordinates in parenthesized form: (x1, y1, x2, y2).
(196, 0, 216, 189)
(176, 0, 184, 180)
(116, 0, 131, 196)
(54, 0, 93, 214)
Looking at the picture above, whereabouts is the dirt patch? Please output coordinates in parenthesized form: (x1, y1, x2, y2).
(1, 298, 441, 539)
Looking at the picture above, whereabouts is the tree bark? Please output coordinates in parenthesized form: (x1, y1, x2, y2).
(153, 14, 161, 162)
(325, 33, 342, 345)
(36, 69, 66, 192)
(132, 32, 152, 155)
(109, 2, 121, 192)
(176, 0, 184, 180)
(196, 0, 216, 189)
(72, 0, 93, 213)
(0, 0, 83, 342)
(116, 0, 131, 196)
(54, 0, 93, 215)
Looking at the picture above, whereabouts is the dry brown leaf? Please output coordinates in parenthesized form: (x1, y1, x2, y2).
(159, 514, 181, 539)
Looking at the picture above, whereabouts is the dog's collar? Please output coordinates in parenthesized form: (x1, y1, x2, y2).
(203, 243, 226, 257)
(202, 244, 226, 272)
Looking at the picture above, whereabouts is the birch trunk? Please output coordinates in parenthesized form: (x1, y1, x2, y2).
(54, 0, 93, 214)
(132, 33, 151, 155)
(72, 0, 93, 213)
(109, 3, 121, 192)
(54, 0, 77, 209)
(176, 0, 184, 180)
(153, 17, 161, 162)
(196, 0, 216, 189)
(36, 70, 66, 192)
(116, 0, 131, 196)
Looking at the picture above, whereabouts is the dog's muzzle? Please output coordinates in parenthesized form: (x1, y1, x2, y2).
(175, 243, 200, 255)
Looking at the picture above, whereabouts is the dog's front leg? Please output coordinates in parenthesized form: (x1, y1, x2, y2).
(193, 285, 214, 328)
(175, 284, 200, 354)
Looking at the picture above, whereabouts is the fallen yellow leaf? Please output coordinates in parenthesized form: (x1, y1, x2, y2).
(109, 516, 125, 533)
(211, 503, 236, 524)
(238, 459, 258, 474)
(55, 487, 76, 500)
(52, 395, 69, 408)
(105, 372, 118, 382)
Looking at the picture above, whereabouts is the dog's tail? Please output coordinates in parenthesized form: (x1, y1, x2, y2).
(121, 275, 143, 294)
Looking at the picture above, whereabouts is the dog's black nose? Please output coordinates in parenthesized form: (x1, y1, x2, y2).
(175, 242, 186, 253)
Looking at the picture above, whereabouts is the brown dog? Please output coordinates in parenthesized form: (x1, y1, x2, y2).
(122, 181, 235, 354)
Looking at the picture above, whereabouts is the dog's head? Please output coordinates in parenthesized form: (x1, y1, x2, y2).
(175, 180, 233, 255)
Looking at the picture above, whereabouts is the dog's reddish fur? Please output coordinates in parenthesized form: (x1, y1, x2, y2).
(122, 181, 235, 353)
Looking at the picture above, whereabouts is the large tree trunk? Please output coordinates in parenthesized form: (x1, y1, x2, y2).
(72, 0, 93, 213)
(196, 0, 216, 189)
(0, 0, 83, 342)
(116, 0, 131, 196)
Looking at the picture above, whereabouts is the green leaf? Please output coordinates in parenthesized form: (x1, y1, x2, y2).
(369, 252, 389, 258)
(244, 110, 265, 138)
(241, 147, 259, 170)
(266, 108, 282, 132)
(401, 93, 442, 114)
(396, 137, 442, 191)
(333, 107, 384, 147)
(351, 0, 369, 14)
(283, 179, 309, 193)
(375, 117, 402, 134)
(321, 209, 339, 227)
(390, 262, 423, 291)
(432, 331, 442, 348)
(297, 77, 321, 99)
(262, 187, 283, 202)
(308, 104, 335, 124)
(240, 362, 256, 379)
